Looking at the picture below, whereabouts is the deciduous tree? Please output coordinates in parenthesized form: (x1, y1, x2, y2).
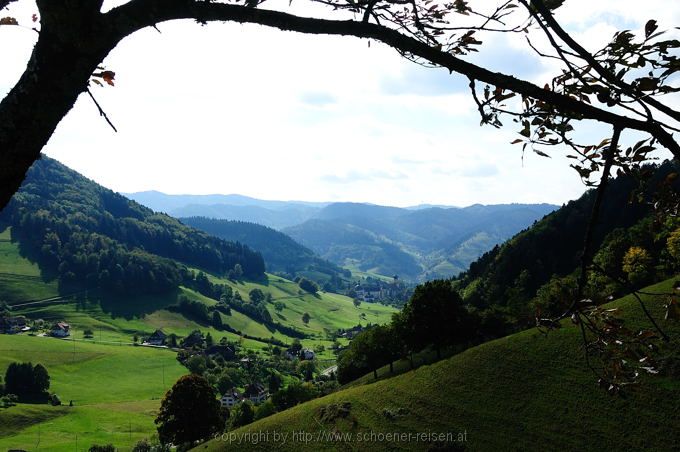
(155, 374, 223, 446)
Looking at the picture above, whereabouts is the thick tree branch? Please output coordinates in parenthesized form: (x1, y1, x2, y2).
(0, 0, 18, 11)
(104, 0, 680, 158)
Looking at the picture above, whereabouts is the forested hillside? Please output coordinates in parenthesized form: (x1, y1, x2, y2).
(180, 217, 350, 286)
(0, 156, 265, 295)
(454, 161, 680, 326)
(284, 203, 556, 280)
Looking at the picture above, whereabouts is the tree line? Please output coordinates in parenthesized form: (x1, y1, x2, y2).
(337, 279, 502, 383)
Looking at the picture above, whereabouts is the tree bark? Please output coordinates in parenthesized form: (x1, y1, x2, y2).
(0, 0, 113, 210)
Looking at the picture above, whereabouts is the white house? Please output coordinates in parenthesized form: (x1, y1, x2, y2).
(51, 322, 70, 338)
(220, 389, 244, 408)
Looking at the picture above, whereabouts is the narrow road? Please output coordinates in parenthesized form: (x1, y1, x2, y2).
(321, 365, 337, 376)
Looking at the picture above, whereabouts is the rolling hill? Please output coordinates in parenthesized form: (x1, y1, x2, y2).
(284, 202, 557, 280)
(180, 217, 350, 287)
(129, 192, 557, 281)
(126, 191, 326, 229)
(196, 277, 680, 452)
(0, 156, 265, 299)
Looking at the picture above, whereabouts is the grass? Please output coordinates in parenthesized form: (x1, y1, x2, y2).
(196, 277, 680, 452)
(0, 334, 186, 451)
(202, 271, 397, 337)
(0, 231, 395, 354)
(0, 227, 396, 448)
(0, 227, 59, 303)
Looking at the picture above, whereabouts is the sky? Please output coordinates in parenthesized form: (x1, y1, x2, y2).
(1, 0, 679, 207)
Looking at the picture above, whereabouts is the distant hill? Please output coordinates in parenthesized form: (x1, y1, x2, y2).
(0, 156, 265, 296)
(198, 278, 680, 452)
(126, 191, 326, 229)
(129, 191, 557, 281)
(284, 202, 557, 280)
(180, 217, 350, 286)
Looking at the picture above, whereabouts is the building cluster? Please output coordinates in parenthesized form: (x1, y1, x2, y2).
(337, 325, 365, 340)
(352, 276, 404, 302)
(220, 383, 269, 408)
(1, 314, 72, 338)
(284, 347, 315, 361)
(0, 315, 29, 334)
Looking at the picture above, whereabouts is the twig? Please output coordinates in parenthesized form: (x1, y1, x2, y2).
(86, 88, 118, 133)
(590, 262, 670, 342)
(576, 127, 621, 298)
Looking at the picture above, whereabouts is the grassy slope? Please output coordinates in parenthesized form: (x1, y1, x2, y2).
(197, 278, 680, 452)
(0, 228, 58, 303)
(0, 227, 395, 357)
(0, 227, 394, 448)
(0, 334, 186, 451)
(201, 271, 396, 359)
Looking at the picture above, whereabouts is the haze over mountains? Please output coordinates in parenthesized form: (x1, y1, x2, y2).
(128, 191, 557, 280)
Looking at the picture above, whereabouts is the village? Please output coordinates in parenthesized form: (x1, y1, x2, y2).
(0, 306, 359, 416)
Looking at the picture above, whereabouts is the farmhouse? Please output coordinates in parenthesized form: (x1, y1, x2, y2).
(220, 389, 244, 408)
(145, 329, 167, 346)
(206, 344, 235, 360)
(354, 284, 382, 302)
(181, 331, 204, 348)
(243, 383, 268, 404)
(51, 322, 70, 337)
(1, 315, 28, 334)
(339, 325, 365, 339)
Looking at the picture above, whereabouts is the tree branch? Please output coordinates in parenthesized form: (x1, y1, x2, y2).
(86, 88, 118, 133)
(0, 0, 18, 11)
(529, 0, 680, 124)
(576, 127, 621, 299)
(103, 1, 680, 158)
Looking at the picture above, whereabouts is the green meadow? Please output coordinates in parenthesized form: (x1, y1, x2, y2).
(0, 334, 186, 451)
(0, 226, 398, 449)
(0, 227, 395, 357)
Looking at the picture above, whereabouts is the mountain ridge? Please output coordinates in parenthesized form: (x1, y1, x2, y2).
(128, 191, 557, 280)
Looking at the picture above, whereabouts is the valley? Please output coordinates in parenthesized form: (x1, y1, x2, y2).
(129, 193, 556, 281)
(1, 157, 679, 452)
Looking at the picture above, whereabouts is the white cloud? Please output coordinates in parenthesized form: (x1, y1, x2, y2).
(1, 0, 678, 207)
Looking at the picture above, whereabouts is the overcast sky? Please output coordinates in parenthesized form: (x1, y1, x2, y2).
(1, 0, 679, 207)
